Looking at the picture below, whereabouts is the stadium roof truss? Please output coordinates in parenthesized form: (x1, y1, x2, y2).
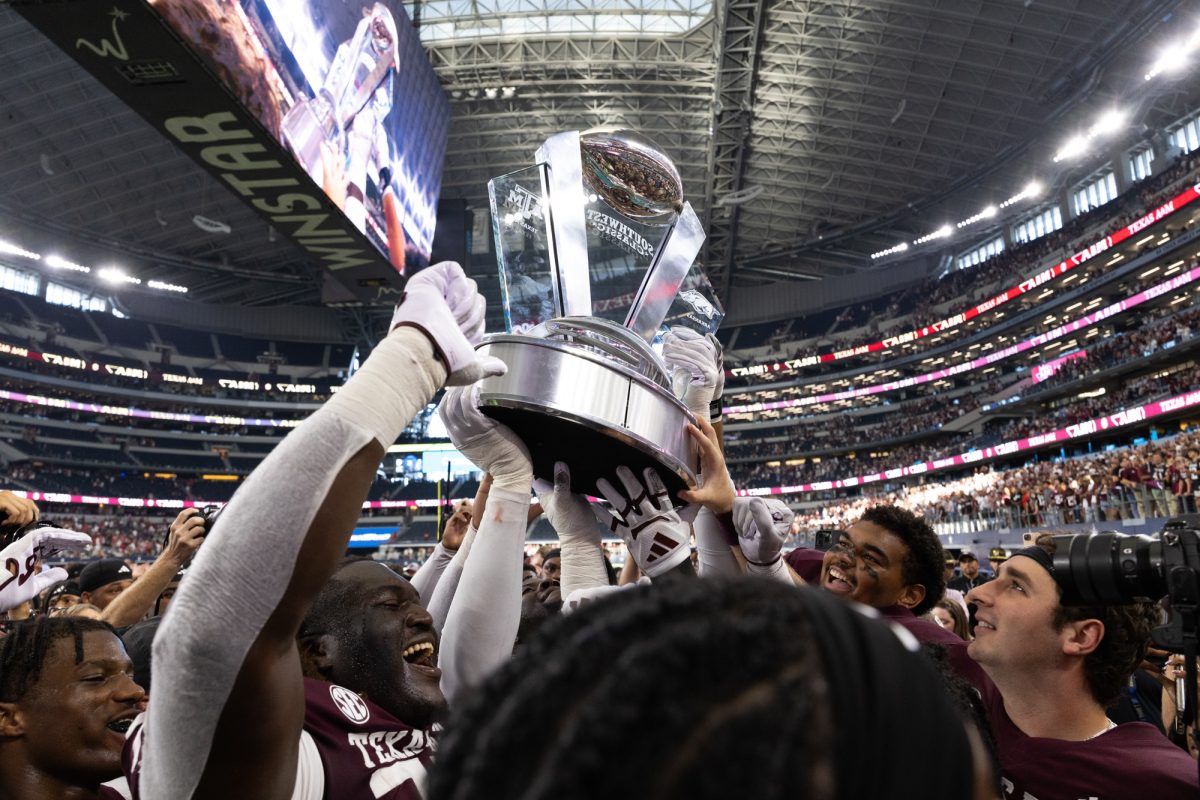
(0, 0, 1194, 317)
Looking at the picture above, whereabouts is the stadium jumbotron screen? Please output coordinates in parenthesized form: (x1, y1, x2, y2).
(150, 0, 449, 277)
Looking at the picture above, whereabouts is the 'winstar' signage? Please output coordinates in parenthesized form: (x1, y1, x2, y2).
(11, 1, 404, 302)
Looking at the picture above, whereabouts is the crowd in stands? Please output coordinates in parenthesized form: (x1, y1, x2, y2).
(727, 151, 1200, 375)
(730, 359, 1200, 488)
(790, 429, 1200, 534)
(723, 297, 1200, 464)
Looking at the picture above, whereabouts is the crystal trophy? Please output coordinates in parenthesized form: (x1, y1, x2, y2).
(476, 129, 722, 502)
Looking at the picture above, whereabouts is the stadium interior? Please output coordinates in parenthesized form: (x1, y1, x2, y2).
(4, 1, 1200, 567)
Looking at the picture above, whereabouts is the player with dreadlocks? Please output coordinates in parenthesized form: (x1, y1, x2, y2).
(426, 577, 996, 800)
(0, 617, 145, 800)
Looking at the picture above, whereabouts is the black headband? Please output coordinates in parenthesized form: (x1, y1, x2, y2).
(1011, 546, 1055, 576)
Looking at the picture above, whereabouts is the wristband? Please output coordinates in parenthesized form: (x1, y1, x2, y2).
(744, 554, 782, 568)
(709, 396, 724, 423)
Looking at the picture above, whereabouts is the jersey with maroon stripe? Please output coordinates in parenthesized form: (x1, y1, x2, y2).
(120, 679, 435, 799)
(302, 677, 436, 799)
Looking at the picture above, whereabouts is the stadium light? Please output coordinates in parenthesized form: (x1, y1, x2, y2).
(870, 242, 909, 260)
(1090, 109, 1125, 137)
(1053, 134, 1089, 163)
(147, 279, 188, 294)
(98, 267, 141, 285)
(45, 254, 90, 273)
(0, 240, 40, 260)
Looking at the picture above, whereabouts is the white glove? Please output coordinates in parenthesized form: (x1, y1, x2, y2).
(536, 462, 610, 599)
(596, 466, 692, 579)
(534, 462, 597, 540)
(439, 384, 532, 491)
(0, 526, 92, 613)
(390, 261, 506, 386)
(733, 496, 793, 567)
(662, 327, 723, 418)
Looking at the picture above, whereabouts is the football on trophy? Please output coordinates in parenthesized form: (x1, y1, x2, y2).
(580, 128, 684, 219)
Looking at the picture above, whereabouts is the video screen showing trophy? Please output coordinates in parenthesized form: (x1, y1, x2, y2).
(478, 129, 723, 502)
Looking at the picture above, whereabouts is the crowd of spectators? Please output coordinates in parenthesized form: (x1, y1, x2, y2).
(790, 429, 1200, 535)
(730, 360, 1200, 489)
(724, 298, 1200, 464)
(727, 152, 1200, 376)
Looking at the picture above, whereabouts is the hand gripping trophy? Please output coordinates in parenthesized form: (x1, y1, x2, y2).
(478, 129, 725, 501)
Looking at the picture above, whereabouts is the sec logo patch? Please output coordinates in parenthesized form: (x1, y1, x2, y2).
(330, 685, 370, 724)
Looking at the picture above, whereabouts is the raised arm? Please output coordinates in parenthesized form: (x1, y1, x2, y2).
(436, 385, 533, 705)
(141, 263, 502, 800)
(100, 509, 204, 628)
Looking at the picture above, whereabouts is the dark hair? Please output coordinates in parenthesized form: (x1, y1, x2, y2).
(935, 598, 971, 641)
(859, 505, 946, 615)
(298, 559, 376, 643)
(0, 617, 116, 701)
(958, 552, 978, 563)
(428, 578, 975, 800)
(1032, 534, 1160, 704)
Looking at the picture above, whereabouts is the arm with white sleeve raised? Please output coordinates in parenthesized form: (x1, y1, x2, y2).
(436, 385, 533, 706)
(140, 263, 503, 800)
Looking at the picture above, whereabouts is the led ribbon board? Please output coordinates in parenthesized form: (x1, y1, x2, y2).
(724, 265, 1200, 415)
(729, 182, 1200, 378)
(737, 387, 1200, 498)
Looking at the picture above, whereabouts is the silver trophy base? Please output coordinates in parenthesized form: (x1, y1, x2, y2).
(474, 319, 699, 503)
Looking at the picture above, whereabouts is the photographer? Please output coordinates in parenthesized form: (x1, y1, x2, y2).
(965, 535, 1196, 796)
(96, 509, 206, 629)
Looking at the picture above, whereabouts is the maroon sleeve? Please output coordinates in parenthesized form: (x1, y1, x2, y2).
(784, 548, 825, 584)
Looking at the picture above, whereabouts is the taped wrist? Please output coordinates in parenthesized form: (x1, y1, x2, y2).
(746, 555, 790, 583)
(324, 326, 447, 448)
(560, 536, 612, 598)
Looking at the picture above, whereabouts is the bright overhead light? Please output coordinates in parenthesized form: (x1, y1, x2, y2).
(147, 279, 188, 294)
(1053, 135, 1088, 163)
(0, 240, 40, 260)
(870, 242, 909, 260)
(982, 205, 997, 218)
(45, 254, 90, 273)
(1024, 180, 1042, 198)
(1090, 110, 1125, 137)
(98, 267, 141, 285)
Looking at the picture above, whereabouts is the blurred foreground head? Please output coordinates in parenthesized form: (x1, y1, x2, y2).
(428, 578, 987, 800)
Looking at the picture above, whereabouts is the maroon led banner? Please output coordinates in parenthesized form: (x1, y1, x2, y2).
(730, 182, 1200, 378)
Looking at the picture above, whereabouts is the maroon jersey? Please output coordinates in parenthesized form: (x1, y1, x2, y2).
(121, 680, 435, 799)
(877, 604, 993, 694)
(982, 680, 1197, 798)
(302, 677, 435, 799)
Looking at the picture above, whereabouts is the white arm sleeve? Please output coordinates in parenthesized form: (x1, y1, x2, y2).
(427, 525, 476, 631)
(289, 731, 325, 800)
(559, 527, 611, 601)
(438, 486, 527, 706)
(693, 507, 740, 577)
(142, 328, 445, 800)
(410, 542, 455, 606)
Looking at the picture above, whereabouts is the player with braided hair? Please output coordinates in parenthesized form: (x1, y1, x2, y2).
(0, 617, 144, 800)
(426, 577, 991, 800)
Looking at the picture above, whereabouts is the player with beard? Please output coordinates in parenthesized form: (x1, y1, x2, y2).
(123, 263, 512, 800)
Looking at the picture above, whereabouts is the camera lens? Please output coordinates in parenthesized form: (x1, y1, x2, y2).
(1050, 531, 1166, 605)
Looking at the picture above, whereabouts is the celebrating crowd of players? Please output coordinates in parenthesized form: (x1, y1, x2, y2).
(0, 263, 1197, 799)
